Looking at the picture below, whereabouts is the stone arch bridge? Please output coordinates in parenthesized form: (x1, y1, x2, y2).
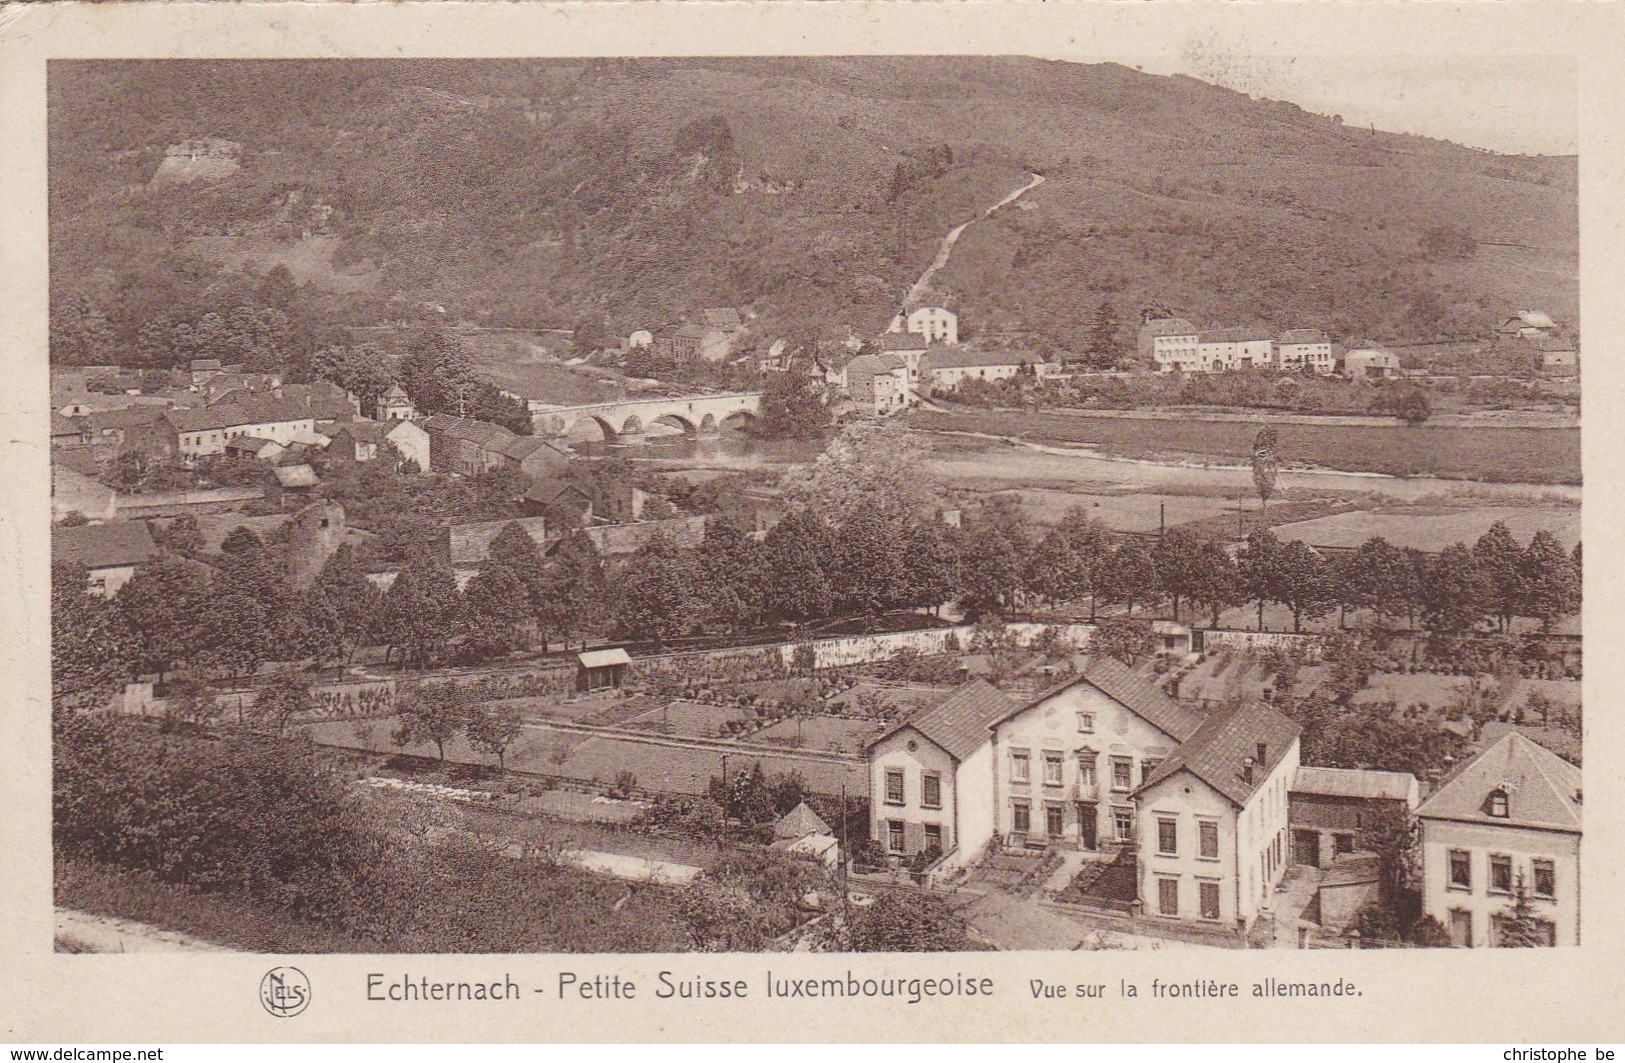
(531, 391, 762, 443)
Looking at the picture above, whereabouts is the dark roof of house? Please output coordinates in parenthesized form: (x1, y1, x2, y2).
(1138, 700, 1301, 807)
(844, 353, 907, 381)
(699, 307, 744, 329)
(774, 801, 833, 840)
(869, 678, 1020, 761)
(51, 413, 82, 437)
(1292, 766, 1419, 804)
(876, 331, 931, 352)
(524, 478, 593, 507)
(499, 435, 569, 463)
(85, 406, 165, 432)
(338, 422, 388, 444)
(382, 383, 410, 399)
(1417, 731, 1581, 833)
(997, 656, 1205, 742)
(421, 414, 517, 449)
(165, 406, 244, 433)
(190, 358, 222, 372)
(1279, 328, 1330, 345)
(1140, 317, 1197, 335)
(53, 520, 156, 570)
(52, 444, 100, 477)
(1198, 327, 1274, 345)
(225, 435, 279, 454)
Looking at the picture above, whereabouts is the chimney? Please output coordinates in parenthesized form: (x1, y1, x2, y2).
(1242, 756, 1255, 785)
(1256, 741, 1269, 764)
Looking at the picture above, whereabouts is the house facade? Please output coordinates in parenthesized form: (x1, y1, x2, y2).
(921, 348, 1044, 393)
(845, 353, 912, 416)
(1416, 732, 1581, 947)
(1195, 328, 1275, 373)
(902, 306, 958, 346)
(53, 520, 157, 597)
(1288, 766, 1421, 868)
(421, 414, 516, 475)
(1277, 329, 1336, 375)
(867, 680, 1020, 870)
(1150, 321, 1202, 373)
(988, 659, 1205, 853)
(385, 418, 431, 472)
(1344, 348, 1402, 380)
(376, 383, 416, 422)
(163, 401, 318, 458)
(1134, 701, 1302, 931)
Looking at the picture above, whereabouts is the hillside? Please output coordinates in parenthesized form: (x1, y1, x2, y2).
(49, 57, 1577, 365)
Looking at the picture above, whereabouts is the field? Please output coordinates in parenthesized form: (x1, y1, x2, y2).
(307, 717, 866, 797)
(1273, 504, 1580, 552)
(622, 699, 754, 739)
(750, 715, 887, 755)
(914, 408, 1581, 485)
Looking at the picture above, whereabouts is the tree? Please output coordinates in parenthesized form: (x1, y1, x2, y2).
(953, 496, 1031, 617)
(460, 561, 532, 661)
(393, 683, 469, 762)
(163, 674, 223, 733)
(311, 343, 397, 410)
(465, 702, 524, 770)
(1421, 543, 1491, 634)
(382, 556, 463, 668)
(1472, 522, 1527, 633)
(486, 522, 550, 642)
(115, 551, 212, 684)
(755, 370, 831, 441)
(1341, 537, 1411, 626)
(308, 545, 383, 665)
(1274, 540, 1337, 633)
(1519, 529, 1579, 631)
(1101, 537, 1157, 616)
(1084, 298, 1119, 370)
(838, 890, 976, 952)
(1091, 615, 1156, 666)
(759, 509, 833, 627)
(543, 531, 608, 651)
(1237, 529, 1284, 630)
(1187, 536, 1243, 628)
(51, 561, 133, 715)
(253, 671, 313, 735)
(614, 535, 702, 646)
(1357, 803, 1419, 907)
(1494, 875, 1551, 947)
(1251, 426, 1279, 519)
(153, 515, 204, 557)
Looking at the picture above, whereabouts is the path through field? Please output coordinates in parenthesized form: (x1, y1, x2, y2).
(902, 171, 1045, 308)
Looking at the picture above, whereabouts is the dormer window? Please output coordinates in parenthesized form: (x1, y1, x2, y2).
(1486, 789, 1509, 818)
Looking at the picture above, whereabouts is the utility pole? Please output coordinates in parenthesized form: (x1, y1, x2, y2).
(720, 753, 731, 846)
(839, 782, 853, 939)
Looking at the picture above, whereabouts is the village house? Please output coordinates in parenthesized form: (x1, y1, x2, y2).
(1138, 316, 1196, 362)
(53, 520, 157, 597)
(1344, 348, 1403, 380)
(497, 435, 573, 481)
(1498, 310, 1559, 338)
(189, 358, 224, 385)
(1148, 320, 1202, 373)
(1289, 766, 1420, 869)
(162, 399, 320, 459)
(1416, 732, 1581, 947)
(375, 383, 416, 422)
(874, 331, 932, 387)
(1276, 328, 1337, 375)
(52, 464, 118, 523)
(224, 435, 285, 462)
(843, 353, 912, 416)
(1532, 337, 1579, 376)
(1195, 327, 1275, 373)
(521, 479, 596, 525)
(893, 306, 959, 346)
(1134, 700, 1301, 932)
(384, 418, 431, 472)
(920, 347, 1045, 394)
(988, 658, 1206, 854)
(420, 414, 516, 475)
(654, 322, 734, 364)
(322, 422, 389, 464)
(867, 679, 1022, 871)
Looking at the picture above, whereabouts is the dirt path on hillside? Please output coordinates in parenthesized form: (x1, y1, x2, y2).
(55, 909, 228, 953)
(902, 171, 1045, 309)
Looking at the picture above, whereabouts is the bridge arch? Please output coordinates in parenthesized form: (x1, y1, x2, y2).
(651, 412, 699, 437)
(719, 410, 757, 433)
(699, 412, 718, 434)
(566, 415, 619, 444)
(620, 414, 645, 437)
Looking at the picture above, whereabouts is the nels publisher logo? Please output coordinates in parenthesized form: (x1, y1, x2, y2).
(260, 966, 312, 1018)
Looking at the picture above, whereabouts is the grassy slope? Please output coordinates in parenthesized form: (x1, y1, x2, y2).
(50, 58, 1576, 353)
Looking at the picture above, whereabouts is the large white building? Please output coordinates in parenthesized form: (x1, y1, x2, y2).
(1195, 327, 1275, 373)
(1135, 700, 1302, 932)
(866, 680, 1020, 872)
(1417, 732, 1581, 947)
(893, 306, 958, 346)
(1277, 328, 1336, 375)
(1150, 319, 1201, 373)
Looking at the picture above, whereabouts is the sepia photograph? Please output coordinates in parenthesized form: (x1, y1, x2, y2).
(42, 45, 1583, 968)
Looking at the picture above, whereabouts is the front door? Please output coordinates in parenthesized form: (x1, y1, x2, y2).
(1293, 829, 1321, 868)
(1078, 803, 1098, 851)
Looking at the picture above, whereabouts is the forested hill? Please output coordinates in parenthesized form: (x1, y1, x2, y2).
(49, 57, 1577, 364)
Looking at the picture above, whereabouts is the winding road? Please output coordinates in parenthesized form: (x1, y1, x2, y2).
(901, 171, 1045, 309)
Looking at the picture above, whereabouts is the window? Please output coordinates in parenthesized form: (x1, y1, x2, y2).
(1012, 800, 1031, 835)
(1043, 751, 1064, 787)
(1487, 789, 1509, 818)
(1157, 877, 1179, 917)
(1010, 750, 1031, 784)
(923, 824, 942, 853)
(1533, 859, 1556, 899)
(1112, 806, 1134, 842)
(1110, 757, 1133, 792)
(1333, 832, 1355, 856)
(1045, 803, 1064, 837)
(1489, 855, 1513, 895)
(1199, 880, 1221, 921)
(1141, 758, 1162, 786)
(1077, 757, 1097, 788)
(1449, 849, 1472, 891)
(1077, 712, 1095, 734)
(887, 820, 905, 853)
(884, 769, 905, 806)
(1157, 816, 1178, 856)
(1199, 820, 1220, 860)
(921, 772, 942, 810)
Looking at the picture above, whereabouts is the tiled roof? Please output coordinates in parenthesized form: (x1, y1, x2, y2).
(499, 435, 568, 463)
(1292, 765, 1419, 804)
(1279, 328, 1330, 345)
(1138, 700, 1301, 807)
(272, 464, 319, 488)
(774, 801, 832, 840)
(869, 678, 1020, 761)
(52, 445, 100, 477)
(382, 383, 410, 399)
(1000, 656, 1205, 742)
(844, 353, 907, 382)
(85, 406, 166, 432)
(1417, 731, 1581, 833)
(225, 435, 278, 453)
(876, 332, 930, 352)
(165, 406, 245, 433)
(921, 347, 1044, 371)
(1198, 327, 1274, 345)
(699, 307, 743, 328)
(190, 358, 222, 372)
(1140, 317, 1197, 334)
(523, 478, 592, 507)
(51, 413, 82, 437)
(53, 520, 156, 570)
(421, 414, 517, 449)
(339, 422, 388, 444)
